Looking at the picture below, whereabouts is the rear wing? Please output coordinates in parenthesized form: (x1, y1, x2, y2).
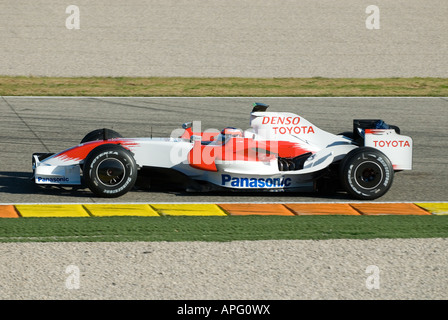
(352, 120, 412, 170)
(364, 129, 413, 170)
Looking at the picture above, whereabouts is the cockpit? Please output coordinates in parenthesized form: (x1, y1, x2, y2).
(211, 127, 244, 145)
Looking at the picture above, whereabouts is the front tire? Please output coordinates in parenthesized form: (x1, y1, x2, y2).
(81, 128, 123, 144)
(340, 147, 394, 200)
(83, 144, 137, 198)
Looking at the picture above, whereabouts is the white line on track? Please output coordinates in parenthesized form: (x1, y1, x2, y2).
(1, 201, 446, 206)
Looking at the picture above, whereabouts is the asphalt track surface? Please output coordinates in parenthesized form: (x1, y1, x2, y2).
(0, 96, 447, 204)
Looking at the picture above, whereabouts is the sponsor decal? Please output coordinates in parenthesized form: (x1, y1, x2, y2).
(261, 116, 314, 135)
(37, 177, 70, 183)
(221, 174, 291, 188)
(262, 116, 301, 125)
(373, 140, 410, 148)
(273, 126, 314, 135)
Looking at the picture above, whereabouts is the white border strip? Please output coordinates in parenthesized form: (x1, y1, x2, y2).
(2, 96, 448, 99)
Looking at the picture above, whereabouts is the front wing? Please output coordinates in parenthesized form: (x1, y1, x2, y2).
(33, 155, 81, 185)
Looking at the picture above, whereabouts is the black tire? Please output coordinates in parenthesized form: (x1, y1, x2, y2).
(83, 144, 137, 198)
(81, 128, 123, 144)
(340, 147, 394, 200)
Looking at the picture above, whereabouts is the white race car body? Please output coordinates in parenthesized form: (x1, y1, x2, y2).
(32, 103, 413, 199)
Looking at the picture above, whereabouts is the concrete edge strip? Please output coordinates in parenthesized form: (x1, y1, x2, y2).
(1, 202, 446, 218)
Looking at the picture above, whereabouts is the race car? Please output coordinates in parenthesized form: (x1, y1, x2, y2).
(32, 103, 413, 200)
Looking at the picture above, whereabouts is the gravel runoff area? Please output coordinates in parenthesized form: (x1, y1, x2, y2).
(0, 238, 446, 300)
(1, 0, 447, 78)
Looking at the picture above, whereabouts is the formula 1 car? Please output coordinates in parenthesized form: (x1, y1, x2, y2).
(32, 103, 413, 200)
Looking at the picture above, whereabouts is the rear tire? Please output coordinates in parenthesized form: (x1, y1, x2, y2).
(83, 144, 137, 198)
(340, 147, 394, 200)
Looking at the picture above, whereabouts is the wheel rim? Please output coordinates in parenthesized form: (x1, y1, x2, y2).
(96, 158, 125, 186)
(353, 161, 383, 190)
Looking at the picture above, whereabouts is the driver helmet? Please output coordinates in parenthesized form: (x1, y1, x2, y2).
(221, 127, 243, 138)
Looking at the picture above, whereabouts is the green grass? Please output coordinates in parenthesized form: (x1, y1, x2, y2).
(0, 76, 447, 96)
(0, 215, 446, 243)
